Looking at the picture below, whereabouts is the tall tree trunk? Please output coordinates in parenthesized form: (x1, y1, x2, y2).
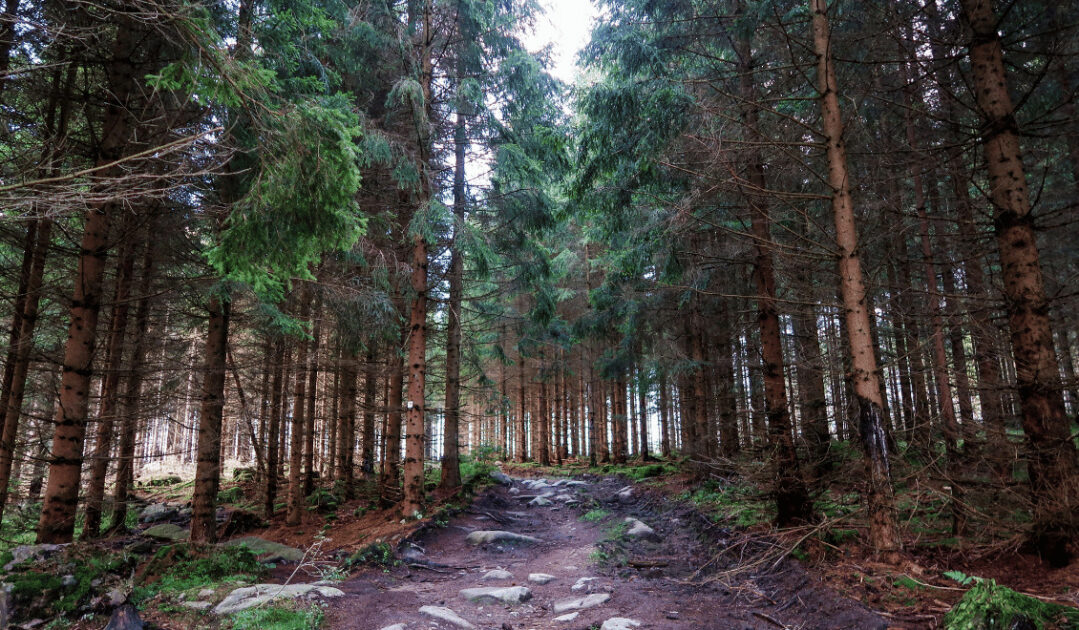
(811, 0, 899, 557)
(737, 15, 810, 523)
(108, 239, 154, 534)
(304, 290, 322, 495)
(960, 0, 1079, 566)
(36, 11, 143, 541)
(337, 351, 357, 496)
(190, 295, 230, 543)
(83, 235, 138, 539)
(658, 371, 671, 457)
(440, 64, 468, 489)
(361, 348, 377, 475)
(287, 287, 313, 527)
(264, 342, 285, 516)
(380, 341, 404, 504)
(0, 219, 50, 523)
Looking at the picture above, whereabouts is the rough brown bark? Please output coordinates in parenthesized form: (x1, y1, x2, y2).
(189, 295, 230, 543)
(304, 290, 322, 495)
(36, 9, 142, 539)
(811, 0, 900, 557)
(337, 352, 357, 493)
(960, 0, 1079, 566)
(361, 348, 377, 475)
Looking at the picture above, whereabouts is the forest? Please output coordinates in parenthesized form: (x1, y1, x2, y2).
(0, 0, 1077, 628)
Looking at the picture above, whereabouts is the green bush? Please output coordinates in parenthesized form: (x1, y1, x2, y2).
(943, 577, 1079, 630)
(218, 486, 245, 504)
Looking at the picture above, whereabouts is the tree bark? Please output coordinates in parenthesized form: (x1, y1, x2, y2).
(811, 0, 900, 557)
(287, 286, 313, 527)
(83, 235, 138, 539)
(36, 10, 142, 541)
(960, 0, 1079, 566)
(190, 294, 230, 543)
(108, 239, 154, 534)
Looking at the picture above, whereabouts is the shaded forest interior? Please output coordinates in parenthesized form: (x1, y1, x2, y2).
(0, 0, 1078, 628)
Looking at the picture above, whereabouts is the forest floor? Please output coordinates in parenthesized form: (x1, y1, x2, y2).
(322, 469, 893, 630)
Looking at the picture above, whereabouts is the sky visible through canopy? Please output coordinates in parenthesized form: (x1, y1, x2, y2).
(525, 0, 599, 85)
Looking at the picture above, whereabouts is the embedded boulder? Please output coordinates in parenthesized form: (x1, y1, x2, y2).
(213, 583, 344, 614)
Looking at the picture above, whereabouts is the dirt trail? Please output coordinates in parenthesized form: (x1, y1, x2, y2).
(323, 473, 894, 630)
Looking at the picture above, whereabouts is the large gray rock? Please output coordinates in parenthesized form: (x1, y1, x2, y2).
(571, 577, 599, 592)
(213, 583, 344, 614)
(419, 605, 476, 629)
(601, 618, 642, 630)
(482, 569, 513, 580)
(142, 523, 189, 541)
(529, 496, 553, 507)
(553, 593, 611, 613)
(379, 625, 407, 630)
(3, 544, 65, 571)
(616, 486, 633, 503)
(222, 536, 305, 563)
(624, 518, 659, 541)
(138, 503, 177, 523)
(458, 586, 532, 605)
(490, 470, 513, 486)
(465, 530, 541, 545)
(554, 612, 580, 622)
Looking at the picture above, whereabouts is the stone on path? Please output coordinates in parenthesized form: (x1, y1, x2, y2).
(482, 569, 513, 580)
(553, 493, 574, 502)
(528, 496, 553, 507)
(213, 583, 344, 614)
(182, 601, 212, 611)
(571, 577, 599, 592)
(624, 518, 659, 541)
(508, 487, 520, 495)
(465, 530, 541, 545)
(490, 470, 513, 485)
(528, 573, 555, 584)
(222, 536, 305, 563)
(616, 486, 633, 502)
(379, 625, 406, 630)
(459, 586, 532, 605)
(553, 593, 611, 613)
(601, 618, 642, 630)
(142, 523, 188, 541)
(419, 605, 476, 629)
(554, 612, 580, 622)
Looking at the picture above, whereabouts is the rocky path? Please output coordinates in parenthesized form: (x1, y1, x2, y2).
(322, 473, 894, 630)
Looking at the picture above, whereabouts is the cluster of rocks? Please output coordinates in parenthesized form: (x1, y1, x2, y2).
(377, 563, 642, 629)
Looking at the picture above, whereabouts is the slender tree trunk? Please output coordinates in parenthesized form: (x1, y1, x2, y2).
(440, 80, 468, 490)
(737, 16, 810, 522)
(108, 239, 154, 534)
(304, 290, 322, 495)
(658, 371, 671, 457)
(83, 236, 138, 538)
(380, 341, 404, 504)
(361, 348, 377, 475)
(0, 219, 50, 523)
(264, 343, 285, 516)
(811, 0, 899, 557)
(286, 287, 312, 526)
(337, 351, 357, 496)
(960, 0, 1079, 566)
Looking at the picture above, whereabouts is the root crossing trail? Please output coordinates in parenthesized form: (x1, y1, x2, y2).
(323, 473, 892, 630)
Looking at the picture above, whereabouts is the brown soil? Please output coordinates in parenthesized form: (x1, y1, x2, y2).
(322, 473, 894, 630)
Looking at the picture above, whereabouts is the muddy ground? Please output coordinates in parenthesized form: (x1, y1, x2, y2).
(323, 472, 898, 630)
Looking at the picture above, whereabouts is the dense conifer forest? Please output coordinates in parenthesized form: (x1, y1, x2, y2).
(0, 0, 1077, 628)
